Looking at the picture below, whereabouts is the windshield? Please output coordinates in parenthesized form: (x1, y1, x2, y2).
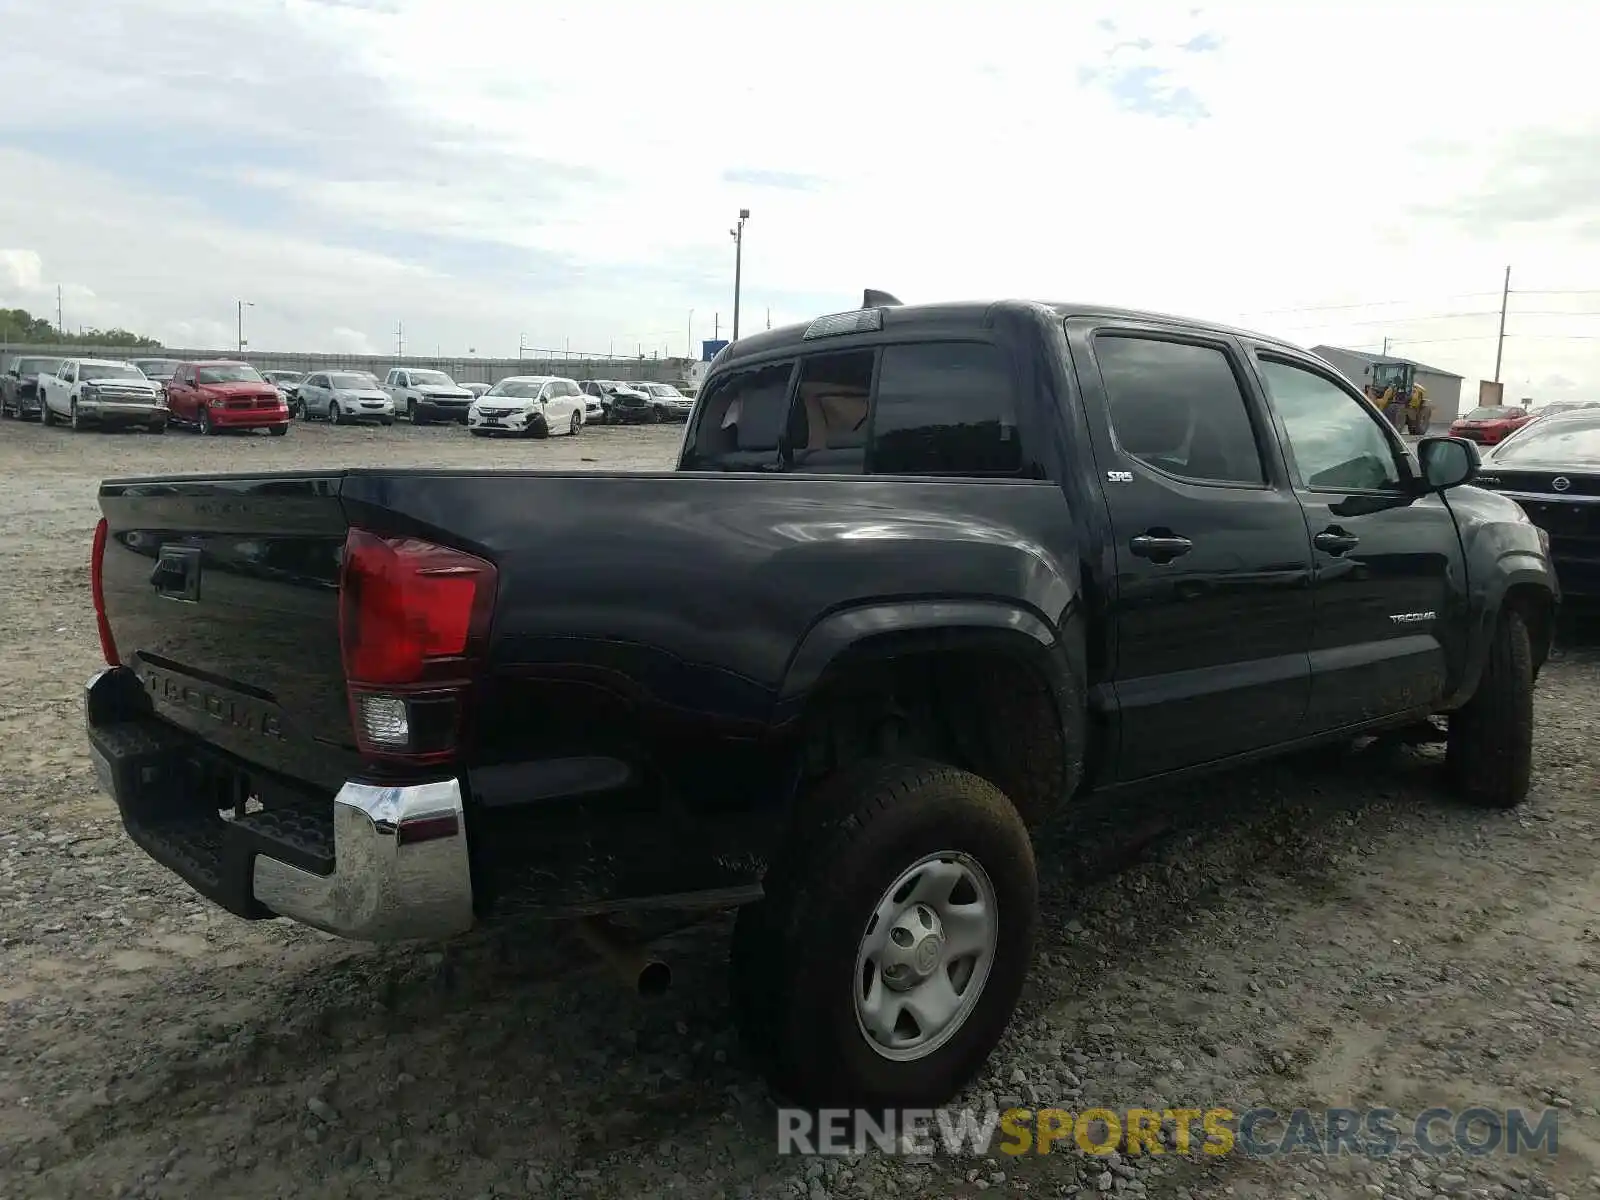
(80, 364, 145, 382)
(328, 373, 375, 389)
(1464, 406, 1517, 420)
(18, 358, 62, 375)
(1492, 415, 1600, 465)
(134, 360, 180, 376)
(197, 364, 265, 385)
(651, 384, 683, 398)
(411, 370, 455, 387)
(267, 371, 305, 384)
(486, 381, 543, 399)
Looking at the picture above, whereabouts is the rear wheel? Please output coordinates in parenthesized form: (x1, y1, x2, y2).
(70, 401, 83, 432)
(730, 758, 1036, 1109)
(1446, 609, 1534, 808)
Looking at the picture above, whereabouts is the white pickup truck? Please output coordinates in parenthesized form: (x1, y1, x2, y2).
(39, 358, 168, 433)
(381, 367, 475, 425)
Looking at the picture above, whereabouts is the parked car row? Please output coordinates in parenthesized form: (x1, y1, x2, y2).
(2, 353, 701, 440)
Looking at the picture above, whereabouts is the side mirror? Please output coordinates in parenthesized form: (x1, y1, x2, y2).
(1416, 436, 1480, 492)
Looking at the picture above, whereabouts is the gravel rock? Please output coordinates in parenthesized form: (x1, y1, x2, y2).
(0, 423, 1592, 1200)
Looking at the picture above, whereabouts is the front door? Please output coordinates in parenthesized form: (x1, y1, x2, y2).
(1066, 321, 1316, 780)
(1249, 352, 1465, 730)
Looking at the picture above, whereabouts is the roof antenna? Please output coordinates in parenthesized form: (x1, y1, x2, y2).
(863, 289, 902, 308)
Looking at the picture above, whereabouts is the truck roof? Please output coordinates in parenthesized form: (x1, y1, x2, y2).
(712, 298, 1305, 369)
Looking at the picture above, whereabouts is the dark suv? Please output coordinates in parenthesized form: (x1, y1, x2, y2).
(1, 355, 64, 420)
(579, 378, 654, 424)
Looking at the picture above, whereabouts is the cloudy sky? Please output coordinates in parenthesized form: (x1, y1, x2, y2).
(3, 0, 1598, 396)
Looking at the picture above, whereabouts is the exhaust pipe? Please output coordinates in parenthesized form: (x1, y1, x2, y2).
(575, 916, 672, 997)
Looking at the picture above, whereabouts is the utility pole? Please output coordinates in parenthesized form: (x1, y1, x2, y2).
(395, 322, 405, 357)
(730, 208, 749, 340)
(1493, 264, 1511, 382)
(518, 333, 528, 360)
(688, 309, 694, 359)
(766, 306, 771, 331)
(236, 299, 253, 353)
(1382, 335, 1391, 355)
(714, 312, 720, 340)
(56, 285, 63, 337)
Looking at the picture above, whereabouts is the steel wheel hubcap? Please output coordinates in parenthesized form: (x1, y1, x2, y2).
(854, 851, 998, 1061)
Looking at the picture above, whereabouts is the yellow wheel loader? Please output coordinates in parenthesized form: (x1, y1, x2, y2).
(1365, 362, 1433, 435)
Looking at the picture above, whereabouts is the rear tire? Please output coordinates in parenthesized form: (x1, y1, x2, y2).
(1446, 609, 1534, 808)
(150, 422, 166, 435)
(730, 758, 1036, 1109)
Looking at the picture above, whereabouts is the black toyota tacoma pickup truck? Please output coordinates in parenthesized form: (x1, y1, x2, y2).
(84, 295, 1558, 1108)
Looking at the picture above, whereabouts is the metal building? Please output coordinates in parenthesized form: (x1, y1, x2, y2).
(1308, 345, 1465, 431)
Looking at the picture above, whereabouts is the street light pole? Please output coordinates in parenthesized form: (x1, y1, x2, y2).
(236, 299, 254, 353)
(1493, 264, 1511, 383)
(688, 309, 694, 359)
(730, 209, 749, 341)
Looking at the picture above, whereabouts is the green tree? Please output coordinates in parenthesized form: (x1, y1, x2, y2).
(0, 307, 162, 348)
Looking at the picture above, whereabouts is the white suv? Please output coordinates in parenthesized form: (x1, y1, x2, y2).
(468, 376, 586, 438)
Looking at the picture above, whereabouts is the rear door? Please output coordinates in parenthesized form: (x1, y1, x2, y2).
(1064, 320, 1316, 779)
(1247, 349, 1465, 729)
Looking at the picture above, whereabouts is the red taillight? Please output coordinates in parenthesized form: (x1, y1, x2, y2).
(338, 529, 496, 762)
(91, 517, 120, 667)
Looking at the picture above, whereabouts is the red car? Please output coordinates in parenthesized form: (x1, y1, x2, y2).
(1448, 404, 1533, 445)
(165, 360, 289, 436)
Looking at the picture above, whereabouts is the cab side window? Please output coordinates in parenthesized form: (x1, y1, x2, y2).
(1094, 335, 1266, 486)
(1257, 358, 1405, 492)
(868, 341, 1020, 476)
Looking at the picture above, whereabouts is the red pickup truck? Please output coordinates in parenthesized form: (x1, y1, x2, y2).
(164, 361, 290, 436)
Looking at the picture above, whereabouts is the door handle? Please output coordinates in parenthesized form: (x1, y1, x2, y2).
(1129, 533, 1193, 562)
(1313, 528, 1361, 556)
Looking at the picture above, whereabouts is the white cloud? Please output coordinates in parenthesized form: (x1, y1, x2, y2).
(1, 0, 1598, 397)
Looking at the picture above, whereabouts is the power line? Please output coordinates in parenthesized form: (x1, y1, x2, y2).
(1235, 293, 1500, 316)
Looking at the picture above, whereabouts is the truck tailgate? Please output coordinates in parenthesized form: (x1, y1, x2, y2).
(98, 472, 357, 791)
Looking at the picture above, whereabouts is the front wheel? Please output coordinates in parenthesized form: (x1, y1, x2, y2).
(730, 758, 1036, 1109)
(268, 424, 288, 437)
(41, 399, 54, 427)
(199, 408, 217, 436)
(70, 401, 83, 432)
(569, 412, 582, 436)
(1446, 609, 1535, 807)
(328, 401, 342, 426)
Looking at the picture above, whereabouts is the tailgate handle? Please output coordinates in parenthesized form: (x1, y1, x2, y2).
(151, 546, 201, 601)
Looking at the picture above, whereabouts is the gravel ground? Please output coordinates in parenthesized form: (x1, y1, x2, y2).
(1, 416, 1597, 1200)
